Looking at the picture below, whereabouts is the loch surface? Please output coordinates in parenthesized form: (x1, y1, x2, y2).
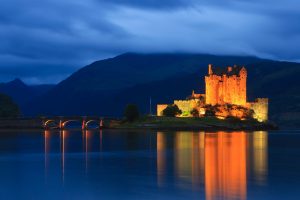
(0, 130, 299, 199)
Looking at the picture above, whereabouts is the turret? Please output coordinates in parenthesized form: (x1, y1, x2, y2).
(208, 64, 213, 75)
(239, 66, 247, 77)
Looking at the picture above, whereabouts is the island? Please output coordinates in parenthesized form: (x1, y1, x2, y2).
(112, 64, 277, 131)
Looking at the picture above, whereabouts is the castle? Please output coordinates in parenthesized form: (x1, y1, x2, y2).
(157, 64, 268, 122)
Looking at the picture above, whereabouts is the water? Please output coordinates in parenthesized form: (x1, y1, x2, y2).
(0, 130, 299, 200)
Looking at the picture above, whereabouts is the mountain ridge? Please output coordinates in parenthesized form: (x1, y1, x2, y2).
(0, 79, 55, 107)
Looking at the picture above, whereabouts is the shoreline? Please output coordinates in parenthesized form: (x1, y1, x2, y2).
(0, 116, 279, 131)
(111, 116, 279, 131)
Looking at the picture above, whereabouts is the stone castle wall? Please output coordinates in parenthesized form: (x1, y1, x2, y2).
(174, 99, 203, 116)
(157, 104, 168, 116)
(174, 100, 191, 116)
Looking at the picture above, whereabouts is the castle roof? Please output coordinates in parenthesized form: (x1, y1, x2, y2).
(211, 65, 245, 76)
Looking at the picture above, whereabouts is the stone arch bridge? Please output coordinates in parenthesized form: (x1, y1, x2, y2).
(42, 116, 113, 130)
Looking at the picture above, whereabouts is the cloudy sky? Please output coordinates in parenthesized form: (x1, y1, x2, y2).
(1, 0, 299, 84)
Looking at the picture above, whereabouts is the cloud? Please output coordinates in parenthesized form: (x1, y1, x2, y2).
(0, 0, 300, 84)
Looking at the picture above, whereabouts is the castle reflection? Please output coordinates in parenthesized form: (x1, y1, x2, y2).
(205, 132, 247, 200)
(43, 129, 267, 199)
(156, 131, 268, 200)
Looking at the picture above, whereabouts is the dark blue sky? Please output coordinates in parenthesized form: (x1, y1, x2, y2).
(1, 0, 299, 84)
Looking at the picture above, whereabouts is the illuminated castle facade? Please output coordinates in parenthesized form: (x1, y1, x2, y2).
(157, 64, 268, 122)
(205, 64, 247, 106)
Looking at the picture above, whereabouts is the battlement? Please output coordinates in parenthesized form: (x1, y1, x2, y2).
(254, 98, 268, 104)
(207, 64, 247, 77)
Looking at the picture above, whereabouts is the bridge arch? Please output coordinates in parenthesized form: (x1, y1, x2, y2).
(44, 120, 57, 128)
(62, 120, 82, 129)
(85, 120, 99, 129)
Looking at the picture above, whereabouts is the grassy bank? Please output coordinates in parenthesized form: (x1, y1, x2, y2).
(112, 116, 278, 131)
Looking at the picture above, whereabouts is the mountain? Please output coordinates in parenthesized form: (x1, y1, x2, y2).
(44, 53, 265, 92)
(24, 53, 300, 128)
(0, 79, 55, 108)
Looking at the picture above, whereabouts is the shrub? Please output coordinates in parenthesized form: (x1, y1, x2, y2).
(162, 104, 182, 117)
(190, 108, 199, 117)
(204, 104, 218, 117)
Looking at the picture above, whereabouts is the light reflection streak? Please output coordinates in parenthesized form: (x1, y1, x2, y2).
(174, 132, 193, 184)
(192, 132, 205, 188)
(252, 131, 268, 185)
(61, 130, 67, 183)
(157, 132, 166, 186)
(85, 130, 92, 173)
(100, 129, 103, 152)
(44, 130, 50, 181)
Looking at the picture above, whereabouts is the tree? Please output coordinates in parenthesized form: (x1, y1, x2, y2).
(162, 104, 182, 117)
(0, 93, 20, 118)
(124, 104, 140, 122)
(190, 108, 199, 117)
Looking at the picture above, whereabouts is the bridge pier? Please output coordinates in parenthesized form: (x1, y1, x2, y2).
(59, 120, 63, 130)
(82, 120, 86, 130)
(99, 119, 103, 129)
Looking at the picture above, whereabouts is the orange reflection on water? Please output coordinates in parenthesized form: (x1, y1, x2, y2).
(44, 130, 50, 179)
(174, 132, 193, 183)
(192, 132, 205, 188)
(156, 131, 266, 200)
(84, 130, 93, 173)
(205, 132, 247, 200)
(252, 131, 268, 185)
(100, 130, 103, 152)
(173, 132, 206, 188)
(61, 130, 68, 182)
(157, 132, 166, 186)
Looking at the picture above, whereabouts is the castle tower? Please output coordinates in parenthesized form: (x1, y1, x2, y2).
(205, 64, 247, 106)
(238, 67, 247, 106)
(208, 64, 213, 75)
(205, 64, 220, 105)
